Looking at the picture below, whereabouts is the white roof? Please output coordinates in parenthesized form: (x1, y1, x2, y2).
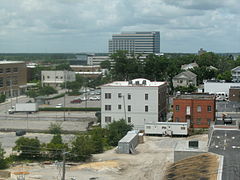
(0, 61, 25, 64)
(102, 78, 166, 87)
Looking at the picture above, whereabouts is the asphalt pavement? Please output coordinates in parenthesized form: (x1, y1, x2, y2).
(209, 130, 240, 180)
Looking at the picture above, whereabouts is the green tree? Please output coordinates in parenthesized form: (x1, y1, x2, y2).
(48, 123, 62, 134)
(39, 86, 57, 96)
(70, 135, 93, 161)
(100, 60, 111, 70)
(55, 63, 72, 71)
(25, 89, 39, 99)
(217, 71, 232, 82)
(107, 119, 133, 146)
(0, 143, 8, 169)
(90, 128, 104, 154)
(13, 137, 41, 159)
(175, 84, 197, 93)
(0, 94, 6, 103)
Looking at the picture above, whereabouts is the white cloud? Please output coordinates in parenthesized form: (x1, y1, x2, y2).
(0, 0, 239, 53)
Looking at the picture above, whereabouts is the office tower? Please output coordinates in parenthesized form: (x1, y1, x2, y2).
(109, 31, 160, 54)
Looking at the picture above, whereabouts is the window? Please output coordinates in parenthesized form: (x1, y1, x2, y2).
(181, 127, 186, 130)
(105, 105, 111, 111)
(176, 105, 180, 111)
(128, 117, 131, 123)
(118, 104, 121, 110)
(0, 78, 3, 87)
(13, 67, 18, 72)
(128, 94, 131, 100)
(175, 117, 179, 122)
(105, 93, 111, 99)
(162, 126, 166, 129)
(197, 106, 201, 112)
(145, 94, 148, 100)
(105, 116, 111, 123)
(6, 68, 11, 73)
(60, 76, 63, 79)
(43, 76, 45, 80)
(6, 77, 10, 86)
(12, 76, 17, 85)
(56, 76, 58, 79)
(197, 118, 201, 125)
(0, 69, 3, 73)
(207, 106, 212, 112)
(118, 93, 122, 98)
(146, 126, 151, 129)
(145, 105, 148, 112)
(207, 119, 211, 125)
(128, 105, 131, 112)
(47, 76, 50, 79)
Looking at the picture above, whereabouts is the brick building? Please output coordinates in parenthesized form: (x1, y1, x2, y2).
(229, 86, 240, 102)
(173, 94, 215, 128)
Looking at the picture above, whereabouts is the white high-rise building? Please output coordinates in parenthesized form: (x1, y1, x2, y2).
(101, 78, 167, 130)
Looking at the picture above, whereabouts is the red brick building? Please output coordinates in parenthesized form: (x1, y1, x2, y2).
(173, 94, 215, 128)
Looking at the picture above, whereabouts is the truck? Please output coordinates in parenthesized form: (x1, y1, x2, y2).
(8, 103, 39, 114)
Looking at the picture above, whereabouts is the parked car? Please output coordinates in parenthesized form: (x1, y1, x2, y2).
(70, 99, 82, 104)
(56, 104, 63, 108)
(80, 96, 87, 101)
(89, 96, 100, 101)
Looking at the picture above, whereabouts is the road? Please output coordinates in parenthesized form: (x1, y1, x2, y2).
(209, 130, 240, 180)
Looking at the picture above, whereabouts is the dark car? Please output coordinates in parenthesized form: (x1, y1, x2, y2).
(16, 130, 26, 136)
(70, 99, 82, 104)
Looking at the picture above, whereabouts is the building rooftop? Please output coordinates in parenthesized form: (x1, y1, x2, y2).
(102, 78, 166, 87)
(0, 61, 25, 64)
(175, 93, 215, 100)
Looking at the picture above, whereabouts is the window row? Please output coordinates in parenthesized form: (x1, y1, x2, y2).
(105, 105, 149, 112)
(105, 93, 149, 100)
(175, 105, 212, 112)
(0, 77, 18, 87)
(0, 67, 18, 73)
(42, 76, 64, 80)
(104, 116, 132, 123)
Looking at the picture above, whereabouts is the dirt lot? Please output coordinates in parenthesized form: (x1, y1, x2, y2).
(6, 134, 208, 180)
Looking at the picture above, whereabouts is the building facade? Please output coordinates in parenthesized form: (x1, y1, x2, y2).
(70, 65, 103, 78)
(109, 31, 160, 54)
(172, 71, 197, 88)
(101, 78, 167, 130)
(231, 66, 240, 82)
(173, 94, 215, 128)
(41, 71, 76, 88)
(0, 61, 27, 97)
(87, 54, 112, 66)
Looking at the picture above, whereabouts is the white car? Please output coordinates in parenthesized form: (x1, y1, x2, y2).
(56, 104, 63, 108)
(89, 96, 100, 101)
(80, 96, 87, 101)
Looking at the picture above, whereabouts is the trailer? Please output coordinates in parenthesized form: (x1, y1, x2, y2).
(8, 103, 39, 114)
(117, 131, 139, 154)
(145, 122, 189, 136)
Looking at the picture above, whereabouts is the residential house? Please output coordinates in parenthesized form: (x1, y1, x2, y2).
(172, 71, 197, 88)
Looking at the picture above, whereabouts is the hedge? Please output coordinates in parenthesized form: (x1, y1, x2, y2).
(47, 93, 65, 100)
(39, 107, 101, 111)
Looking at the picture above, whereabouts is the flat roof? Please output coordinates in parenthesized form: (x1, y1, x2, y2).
(0, 61, 25, 64)
(102, 78, 166, 87)
(119, 132, 138, 143)
(175, 140, 208, 152)
(175, 93, 215, 100)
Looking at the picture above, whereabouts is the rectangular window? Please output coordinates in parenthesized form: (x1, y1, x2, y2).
(118, 93, 122, 98)
(145, 94, 148, 100)
(118, 104, 121, 110)
(128, 105, 131, 112)
(128, 94, 131, 100)
(6, 77, 10, 86)
(175, 117, 179, 122)
(207, 106, 212, 112)
(0, 69, 3, 73)
(105, 93, 111, 99)
(186, 106, 190, 115)
(6, 68, 11, 73)
(176, 105, 180, 112)
(105, 105, 111, 111)
(105, 116, 111, 123)
(207, 119, 211, 125)
(13, 67, 18, 72)
(145, 105, 148, 112)
(162, 126, 166, 129)
(12, 76, 17, 85)
(128, 117, 131, 123)
(0, 78, 3, 87)
(197, 118, 201, 125)
(146, 126, 151, 129)
(181, 127, 186, 130)
(197, 106, 201, 112)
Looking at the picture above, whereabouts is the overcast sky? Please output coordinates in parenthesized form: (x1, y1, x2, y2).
(0, 0, 239, 53)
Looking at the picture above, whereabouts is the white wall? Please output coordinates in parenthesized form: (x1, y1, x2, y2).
(101, 86, 160, 130)
(204, 81, 240, 95)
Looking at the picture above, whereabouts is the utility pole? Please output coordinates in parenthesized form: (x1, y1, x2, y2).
(62, 150, 67, 180)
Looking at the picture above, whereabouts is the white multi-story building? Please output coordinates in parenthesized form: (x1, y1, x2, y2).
(101, 78, 167, 130)
(231, 66, 240, 82)
(41, 71, 76, 88)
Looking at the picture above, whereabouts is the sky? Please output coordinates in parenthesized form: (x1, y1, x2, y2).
(0, 0, 239, 53)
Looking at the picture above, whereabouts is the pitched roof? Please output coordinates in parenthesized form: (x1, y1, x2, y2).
(231, 66, 240, 72)
(173, 71, 197, 79)
(181, 62, 199, 70)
